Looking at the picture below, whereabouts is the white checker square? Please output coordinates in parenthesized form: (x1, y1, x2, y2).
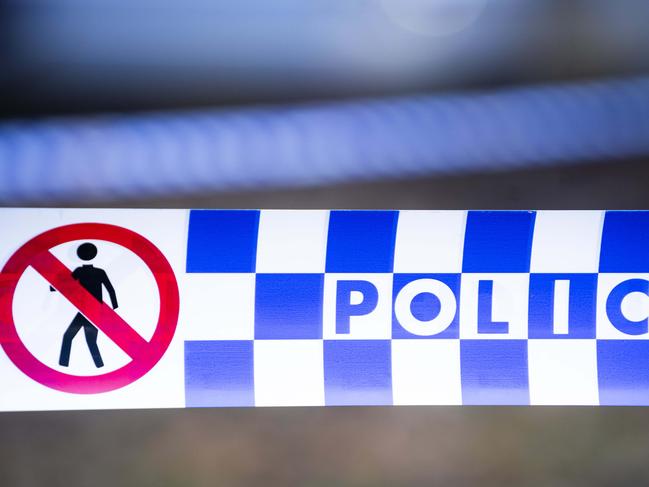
(596, 273, 649, 339)
(391, 340, 461, 405)
(323, 273, 392, 339)
(528, 339, 599, 405)
(254, 340, 324, 407)
(256, 210, 329, 273)
(394, 211, 466, 273)
(530, 211, 603, 273)
(460, 273, 529, 339)
(180, 274, 255, 340)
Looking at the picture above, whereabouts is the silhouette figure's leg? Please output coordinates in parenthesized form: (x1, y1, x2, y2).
(59, 314, 83, 366)
(83, 321, 104, 368)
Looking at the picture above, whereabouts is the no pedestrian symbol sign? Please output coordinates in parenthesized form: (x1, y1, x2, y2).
(0, 222, 179, 395)
(2, 208, 649, 411)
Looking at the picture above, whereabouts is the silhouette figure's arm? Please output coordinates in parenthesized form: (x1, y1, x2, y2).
(51, 269, 80, 292)
(102, 272, 119, 309)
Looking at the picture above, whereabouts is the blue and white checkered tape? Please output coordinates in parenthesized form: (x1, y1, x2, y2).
(2, 208, 649, 411)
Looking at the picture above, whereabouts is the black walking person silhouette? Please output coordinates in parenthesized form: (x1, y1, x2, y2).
(54, 243, 118, 368)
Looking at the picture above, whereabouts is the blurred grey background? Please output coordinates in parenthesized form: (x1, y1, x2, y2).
(2, 0, 649, 486)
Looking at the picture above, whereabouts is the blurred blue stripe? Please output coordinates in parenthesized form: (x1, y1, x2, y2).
(1, 77, 648, 203)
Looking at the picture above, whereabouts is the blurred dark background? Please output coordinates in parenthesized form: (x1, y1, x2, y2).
(1, 1, 649, 486)
(3, 0, 649, 118)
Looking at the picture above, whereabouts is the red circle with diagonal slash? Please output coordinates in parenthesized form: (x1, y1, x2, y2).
(0, 223, 179, 394)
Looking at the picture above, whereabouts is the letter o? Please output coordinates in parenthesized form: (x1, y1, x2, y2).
(394, 279, 457, 336)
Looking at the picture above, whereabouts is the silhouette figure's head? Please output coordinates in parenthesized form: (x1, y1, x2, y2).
(77, 243, 98, 261)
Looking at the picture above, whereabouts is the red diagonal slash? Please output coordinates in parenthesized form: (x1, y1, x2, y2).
(29, 251, 149, 361)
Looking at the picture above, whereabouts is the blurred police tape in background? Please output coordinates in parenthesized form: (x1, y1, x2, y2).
(1, 77, 648, 204)
(1, 0, 649, 206)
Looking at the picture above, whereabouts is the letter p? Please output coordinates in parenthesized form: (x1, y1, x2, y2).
(335, 280, 379, 335)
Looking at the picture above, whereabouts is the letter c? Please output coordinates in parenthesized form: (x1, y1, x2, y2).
(606, 279, 649, 336)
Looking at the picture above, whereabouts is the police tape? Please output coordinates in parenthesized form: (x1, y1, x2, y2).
(1, 76, 649, 203)
(1, 208, 649, 411)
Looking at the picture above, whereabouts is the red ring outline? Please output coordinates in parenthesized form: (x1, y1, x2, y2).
(0, 223, 179, 394)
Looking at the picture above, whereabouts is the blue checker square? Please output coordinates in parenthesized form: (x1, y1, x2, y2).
(185, 341, 254, 407)
(324, 340, 392, 406)
(460, 340, 529, 405)
(392, 274, 461, 339)
(600, 211, 649, 272)
(186, 210, 260, 273)
(598, 341, 649, 406)
(528, 274, 597, 339)
(255, 274, 324, 339)
(325, 210, 398, 273)
(462, 211, 536, 273)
